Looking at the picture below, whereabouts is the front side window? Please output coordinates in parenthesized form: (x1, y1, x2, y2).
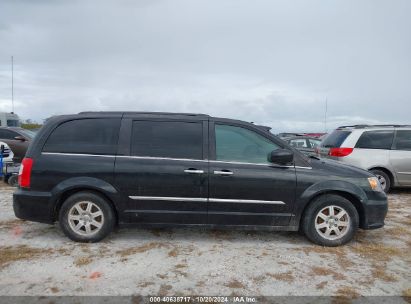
(7, 120, 20, 127)
(215, 124, 280, 164)
(131, 120, 203, 159)
(394, 130, 411, 151)
(43, 118, 120, 154)
(355, 131, 394, 150)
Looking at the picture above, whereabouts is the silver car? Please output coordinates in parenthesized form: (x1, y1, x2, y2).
(317, 125, 411, 192)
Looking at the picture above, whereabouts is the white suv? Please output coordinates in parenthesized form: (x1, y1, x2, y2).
(317, 125, 411, 192)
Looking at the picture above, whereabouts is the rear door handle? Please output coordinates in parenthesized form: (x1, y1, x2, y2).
(214, 170, 233, 176)
(184, 169, 204, 174)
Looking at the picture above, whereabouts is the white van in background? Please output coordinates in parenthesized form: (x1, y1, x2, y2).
(0, 112, 21, 127)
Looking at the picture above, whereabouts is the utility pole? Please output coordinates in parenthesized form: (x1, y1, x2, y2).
(324, 97, 328, 133)
(11, 56, 14, 113)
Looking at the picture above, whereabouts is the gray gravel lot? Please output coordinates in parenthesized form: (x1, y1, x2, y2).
(0, 184, 410, 298)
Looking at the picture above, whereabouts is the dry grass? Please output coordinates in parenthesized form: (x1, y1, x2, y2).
(225, 279, 245, 289)
(336, 286, 360, 298)
(168, 248, 179, 257)
(50, 287, 59, 293)
(298, 246, 355, 268)
(116, 242, 169, 257)
(0, 245, 53, 268)
(158, 284, 172, 296)
(138, 281, 154, 288)
(350, 243, 402, 262)
(266, 271, 294, 283)
(371, 266, 398, 282)
(309, 266, 346, 280)
(316, 281, 327, 289)
(74, 256, 93, 267)
(0, 219, 25, 230)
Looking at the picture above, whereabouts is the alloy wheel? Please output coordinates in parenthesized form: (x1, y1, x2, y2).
(314, 205, 350, 240)
(68, 201, 104, 236)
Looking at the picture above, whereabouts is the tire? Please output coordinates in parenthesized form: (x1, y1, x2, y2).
(370, 169, 391, 193)
(59, 191, 115, 243)
(7, 175, 18, 187)
(302, 194, 359, 246)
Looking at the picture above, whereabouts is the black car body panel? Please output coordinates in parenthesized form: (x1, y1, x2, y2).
(14, 112, 388, 233)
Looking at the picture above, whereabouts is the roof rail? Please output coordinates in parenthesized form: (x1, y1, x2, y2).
(78, 111, 209, 117)
(337, 124, 411, 129)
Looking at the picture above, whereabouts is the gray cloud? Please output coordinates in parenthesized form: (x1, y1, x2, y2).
(0, 0, 410, 132)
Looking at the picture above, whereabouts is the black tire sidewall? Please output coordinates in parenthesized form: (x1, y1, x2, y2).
(302, 194, 359, 247)
(59, 191, 115, 243)
(370, 169, 391, 193)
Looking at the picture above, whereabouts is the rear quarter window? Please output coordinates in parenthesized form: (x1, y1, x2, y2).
(321, 130, 351, 147)
(43, 118, 120, 155)
(355, 130, 394, 150)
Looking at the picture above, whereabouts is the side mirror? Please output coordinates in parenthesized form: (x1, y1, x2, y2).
(14, 136, 26, 141)
(269, 149, 294, 165)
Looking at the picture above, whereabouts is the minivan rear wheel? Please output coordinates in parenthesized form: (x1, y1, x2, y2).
(302, 194, 359, 246)
(59, 191, 115, 243)
(369, 169, 391, 193)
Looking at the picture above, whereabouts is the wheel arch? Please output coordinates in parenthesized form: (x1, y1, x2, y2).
(298, 190, 365, 228)
(50, 177, 121, 223)
(293, 180, 368, 229)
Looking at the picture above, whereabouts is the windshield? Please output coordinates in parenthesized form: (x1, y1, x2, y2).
(321, 130, 351, 148)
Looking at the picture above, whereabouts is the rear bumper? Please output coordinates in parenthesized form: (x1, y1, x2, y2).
(13, 189, 54, 224)
(360, 192, 388, 229)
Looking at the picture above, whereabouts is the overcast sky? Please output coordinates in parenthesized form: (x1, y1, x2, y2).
(0, 0, 410, 132)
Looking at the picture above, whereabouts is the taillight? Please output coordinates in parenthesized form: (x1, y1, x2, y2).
(18, 158, 34, 188)
(328, 147, 354, 157)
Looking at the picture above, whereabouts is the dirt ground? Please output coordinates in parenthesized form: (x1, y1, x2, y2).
(0, 183, 410, 298)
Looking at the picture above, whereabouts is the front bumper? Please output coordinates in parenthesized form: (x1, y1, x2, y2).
(13, 189, 55, 224)
(360, 191, 388, 229)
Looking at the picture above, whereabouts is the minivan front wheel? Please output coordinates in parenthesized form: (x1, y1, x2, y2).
(302, 194, 359, 246)
(59, 191, 115, 242)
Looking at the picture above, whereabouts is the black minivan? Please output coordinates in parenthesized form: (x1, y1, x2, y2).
(13, 112, 388, 246)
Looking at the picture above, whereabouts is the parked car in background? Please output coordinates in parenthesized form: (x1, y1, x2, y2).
(278, 132, 326, 139)
(317, 125, 411, 192)
(14, 112, 387, 246)
(283, 136, 322, 156)
(0, 127, 36, 162)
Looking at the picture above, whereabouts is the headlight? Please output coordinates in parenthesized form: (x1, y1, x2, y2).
(368, 177, 383, 192)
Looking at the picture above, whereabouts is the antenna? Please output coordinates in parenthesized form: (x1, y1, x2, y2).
(11, 56, 14, 113)
(324, 97, 328, 133)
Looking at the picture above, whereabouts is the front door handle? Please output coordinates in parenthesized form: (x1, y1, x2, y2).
(184, 169, 204, 174)
(214, 170, 233, 176)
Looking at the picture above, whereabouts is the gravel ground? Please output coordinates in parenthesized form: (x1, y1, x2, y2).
(0, 183, 410, 298)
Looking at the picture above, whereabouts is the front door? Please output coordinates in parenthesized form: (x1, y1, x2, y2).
(114, 118, 209, 224)
(208, 122, 296, 227)
(390, 130, 411, 186)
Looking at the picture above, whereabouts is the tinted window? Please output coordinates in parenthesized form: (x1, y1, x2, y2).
(215, 124, 280, 164)
(394, 130, 411, 151)
(321, 130, 351, 147)
(43, 118, 120, 154)
(131, 120, 203, 159)
(355, 131, 394, 149)
(0, 129, 18, 140)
